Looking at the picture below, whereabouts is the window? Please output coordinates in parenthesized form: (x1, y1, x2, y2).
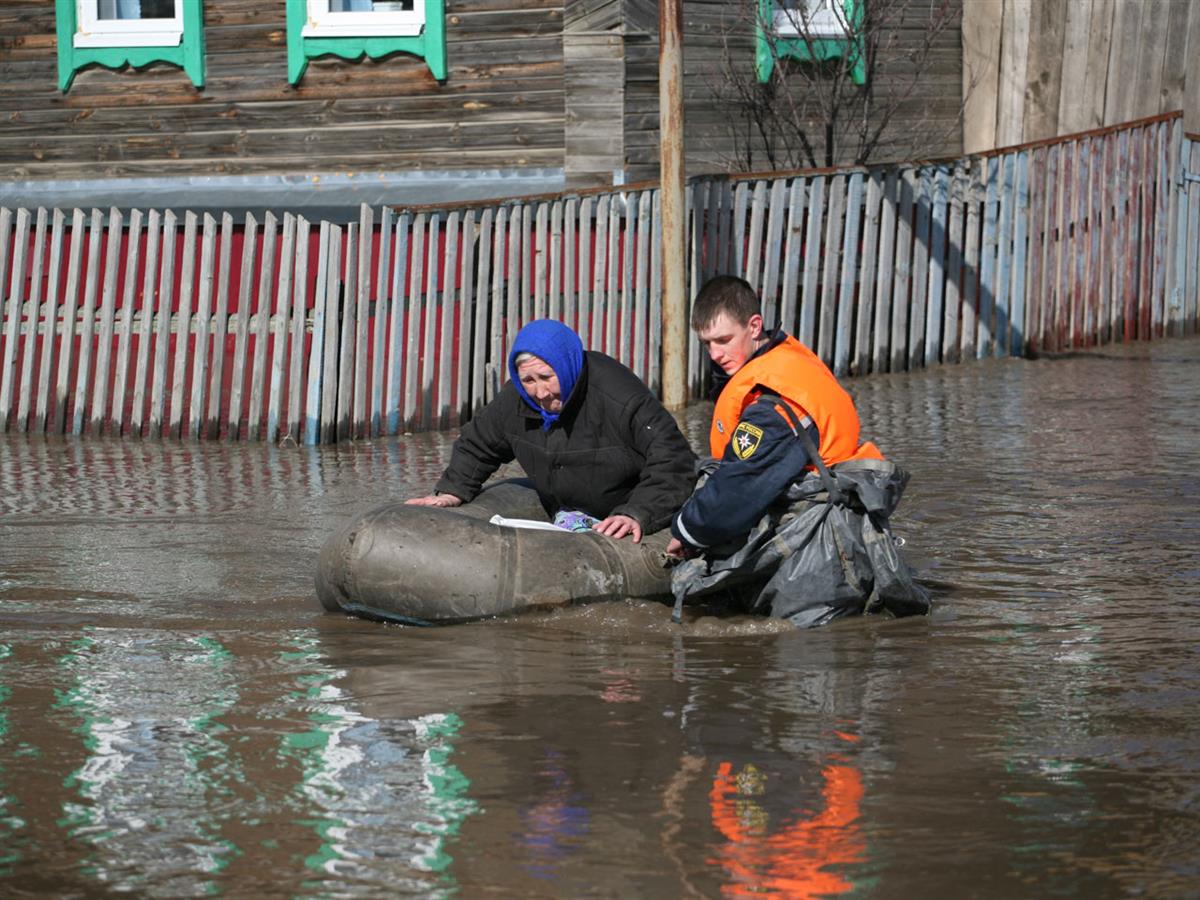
(302, 0, 424, 38)
(757, 0, 866, 86)
(286, 0, 446, 84)
(74, 0, 183, 48)
(55, 0, 205, 91)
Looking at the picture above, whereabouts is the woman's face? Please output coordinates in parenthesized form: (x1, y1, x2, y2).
(516, 356, 563, 413)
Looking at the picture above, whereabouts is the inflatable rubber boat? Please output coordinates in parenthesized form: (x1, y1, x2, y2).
(315, 481, 675, 625)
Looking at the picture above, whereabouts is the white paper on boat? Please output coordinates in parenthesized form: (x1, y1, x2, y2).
(488, 514, 565, 532)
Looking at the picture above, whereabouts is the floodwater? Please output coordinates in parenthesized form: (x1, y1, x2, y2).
(1, 337, 1198, 898)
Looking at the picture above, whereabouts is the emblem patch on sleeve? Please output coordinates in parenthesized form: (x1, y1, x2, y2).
(731, 421, 764, 460)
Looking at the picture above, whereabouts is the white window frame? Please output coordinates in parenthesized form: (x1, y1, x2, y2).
(74, 0, 183, 48)
(302, 0, 426, 38)
(773, 0, 850, 39)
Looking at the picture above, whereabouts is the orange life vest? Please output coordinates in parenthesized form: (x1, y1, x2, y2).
(709, 335, 884, 465)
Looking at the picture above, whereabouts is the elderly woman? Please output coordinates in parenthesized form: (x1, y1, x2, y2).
(407, 319, 696, 542)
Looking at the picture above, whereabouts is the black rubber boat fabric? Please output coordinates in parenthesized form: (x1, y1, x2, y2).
(670, 456, 932, 628)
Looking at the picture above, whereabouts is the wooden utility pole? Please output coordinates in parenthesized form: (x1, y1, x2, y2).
(659, 0, 687, 410)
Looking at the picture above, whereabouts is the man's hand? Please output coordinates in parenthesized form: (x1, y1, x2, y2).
(666, 537, 697, 559)
(405, 493, 463, 508)
(593, 514, 642, 542)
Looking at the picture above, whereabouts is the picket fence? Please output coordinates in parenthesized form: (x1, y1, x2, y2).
(0, 112, 1196, 444)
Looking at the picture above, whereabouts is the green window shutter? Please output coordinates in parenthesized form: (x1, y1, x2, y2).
(756, 0, 865, 86)
(285, 0, 447, 85)
(55, 0, 205, 92)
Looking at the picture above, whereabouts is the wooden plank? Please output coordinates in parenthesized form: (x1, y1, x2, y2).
(130, 209, 160, 437)
(336, 222, 359, 441)
(834, 172, 863, 377)
(745, 180, 768, 293)
(0, 207, 29, 430)
(760, 179, 788, 329)
(925, 166, 950, 366)
(908, 170, 931, 369)
(779, 177, 806, 336)
(962, 0, 1002, 154)
(873, 172, 898, 373)
(385, 212, 409, 432)
(852, 173, 882, 375)
(649, 188, 663, 394)
(32, 208, 66, 435)
(1080, 0, 1116, 132)
(320, 224, 342, 444)
(1035, 146, 1060, 351)
(226, 212, 258, 440)
(1187, 140, 1200, 333)
(303, 222, 330, 446)
(437, 211, 459, 428)
(605, 196, 620, 357)
(976, 157, 1000, 358)
(455, 209, 476, 425)
(548, 201, 563, 321)
(996, 0, 1032, 146)
(817, 175, 845, 364)
(1084, 136, 1103, 345)
(167, 210, 199, 439)
(486, 206, 505, 402)
(1118, 130, 1136, 340)
(286, 216, 311, 442)
(799, 175, 825, 348)
(353, 204, 372, 439)
(1009, 152, 1031, 356)
(204, 213, 234, 439)
(992, 154, 1016, 357)
(1052, 142, 1071, 349)
(1071, 139, 1090, 346)
(70, 209, 105, 435)
(147, 210, 177, 439)
(890, 170, 915, 372)
(591, 195, 609, 352)
(942, 164, 967, 365)
(419, 215, 440, 430)
(187, 213, 218, 441)
(687, 182, 704, 394)
(1096, 135, 1114, 344)
(1131, 0, 1169, 124)
(15, 207, 48, 432)
(732, 181, 750, 278)
(715, 181, 733, 276)
(88, 207, 123, 434)
(470, 208, 493, 416)
(620, 191, 637, 367)
(576, 197, 592, 349)
(1150, 122, 1170, 338)
(534, 201, 548, 319)
(1057, 0, 1095, 135)
(1023, 150, 1044, 354)
(562, 198, 577, 331)
(1138, 126, 1156, 341)
(960, 163, 983, 360)
(403, 213, 426, 428)
(521, 204, 534, 325)
(266, 213, 296, 444)
(1164, 127, 1184, 336)
(1023, 0, 1067, 142)
(633, 189, 652, 381)
(506, 205, 523, 360)
(370, 207, 392, 437)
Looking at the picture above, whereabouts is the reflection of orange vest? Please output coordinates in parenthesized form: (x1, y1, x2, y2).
(709, 761, 865, 898)
(710, 336, 884, 466)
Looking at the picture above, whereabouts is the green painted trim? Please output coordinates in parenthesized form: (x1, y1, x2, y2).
(55, 0, 205, 92)
(285, 0, 446, 85)
(756, 0, 865, 86)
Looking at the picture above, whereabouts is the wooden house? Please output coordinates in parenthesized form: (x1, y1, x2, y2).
(0, 1, 964, 219)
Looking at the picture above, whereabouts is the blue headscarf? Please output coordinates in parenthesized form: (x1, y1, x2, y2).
(508, 319, 585, 430)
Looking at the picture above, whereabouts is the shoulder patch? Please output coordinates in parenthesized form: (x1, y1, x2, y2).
(731, 421, 764, 460)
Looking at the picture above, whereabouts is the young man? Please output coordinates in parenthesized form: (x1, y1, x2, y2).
(666, 276, 929, 627)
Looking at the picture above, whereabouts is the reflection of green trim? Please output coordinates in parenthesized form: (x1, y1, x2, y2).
(414, 712, 478, 874)
(0, 643, 21, 872)
(756, 0, 865, 86)
(284, 0, 447, 84)
(55, 0, 206, 91)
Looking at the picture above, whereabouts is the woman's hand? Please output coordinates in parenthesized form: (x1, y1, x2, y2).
(405, 493, 463, 508)
(593, 514, 642, 543)
(665, 537, 697, 559)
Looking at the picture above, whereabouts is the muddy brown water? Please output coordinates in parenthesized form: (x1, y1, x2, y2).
(1, 338, 1198, 898)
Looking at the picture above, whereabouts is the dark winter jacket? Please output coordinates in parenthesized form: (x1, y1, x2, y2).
(435, 351, 698, 534)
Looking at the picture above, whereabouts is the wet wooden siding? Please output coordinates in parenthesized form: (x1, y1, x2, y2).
(0, 114, 1194, 443)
